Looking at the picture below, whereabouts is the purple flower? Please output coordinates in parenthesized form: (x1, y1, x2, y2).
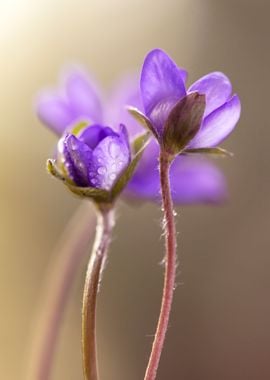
(126, 140, 226, 204)
(132, 49, 241, 155)
(57, 124, 130, 190)
(36, 65, 230, 204)
(37, 68, 103, 135)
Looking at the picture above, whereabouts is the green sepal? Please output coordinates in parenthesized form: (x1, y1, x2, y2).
(127, 106, 159, 140)
(47, 159, 72, 183)
(63, 185, 110, 203)
(47, 132, 150, 204)
(163, 92, 206, 156)
(47, 159, 110, 203)
(184, 147, 233, 157)
(132, 131, 151, 155)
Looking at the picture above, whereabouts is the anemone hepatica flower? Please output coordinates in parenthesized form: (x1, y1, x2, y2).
(131, 50, 241, 380)
(47, 121, 147, 204)
(37, 65, 228, 204)
(129, 48, 241, 157)
(56, 124, 130, 190)
(37, 70, 150, 380)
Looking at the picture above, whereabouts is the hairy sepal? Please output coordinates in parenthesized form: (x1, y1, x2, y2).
(163, 92, 205, 156)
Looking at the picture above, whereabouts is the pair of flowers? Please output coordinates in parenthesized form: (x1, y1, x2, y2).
(37, 49, 240, 380)
(38, 49, 240, 206)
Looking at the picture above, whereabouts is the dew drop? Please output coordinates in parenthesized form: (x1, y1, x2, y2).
(91, 178, 97, 185)
(111, 163, 117, 171)
(109, 173, 116, 180)
(118, 161, 124, 167)
(109, 142, 120, 159)
(97, 166, 106, 175)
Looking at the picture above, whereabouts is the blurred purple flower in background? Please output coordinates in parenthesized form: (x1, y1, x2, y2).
(138, 48, 241, 149)
(37, 68, 103, 134)
(36, 65, 230, 204)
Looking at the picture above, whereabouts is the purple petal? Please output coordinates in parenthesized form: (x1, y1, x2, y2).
(189, 95, 241, 148)
(90, 135, 131, 190)
(140, 49, 186, 116)
(126, 141, 227, 204)
(148, 97, 180, 135)
(169, 156, 227, 203)
(125, 140, 159, 198)
(179, 68, 188, 84)
(78, 124, 117, 150)
(188, 72, 232, 117)
(105, 75, 144, 137)
(59, 134, 93, 186)
(64, 68, 103, 124)
(36, 92, 73, 136)
(118, 124, 130, 147)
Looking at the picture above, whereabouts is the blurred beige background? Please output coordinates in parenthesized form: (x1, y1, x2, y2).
(1, 0, 270, 379)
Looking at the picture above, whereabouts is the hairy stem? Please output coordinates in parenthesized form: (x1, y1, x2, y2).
(144, 152, 177, 380)
(82, 206, 115, 380)
(27, 203, 96, 380)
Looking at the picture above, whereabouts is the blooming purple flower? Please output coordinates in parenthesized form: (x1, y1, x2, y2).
(135, 49, 241, 154)
(57, 124, 130, 190)
(36, 65, 229, 204)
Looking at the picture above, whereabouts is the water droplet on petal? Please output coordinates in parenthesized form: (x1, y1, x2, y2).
(109, 173, 116, 181)
(91, 178, 97, 185)
(97, 166, 106, 175)
(118, 161, 124, 168)
(109, 142, 120, 159)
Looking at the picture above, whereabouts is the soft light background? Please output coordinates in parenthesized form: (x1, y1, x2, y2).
(1, 0, 269, 379)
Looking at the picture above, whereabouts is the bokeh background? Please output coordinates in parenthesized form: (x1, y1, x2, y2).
(1, 0, 270, 379)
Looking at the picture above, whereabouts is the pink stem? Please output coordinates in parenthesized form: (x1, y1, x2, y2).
(27, 203, 96, 380)
(144, 152, 177, 380)
(82, 207, 115, 380)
